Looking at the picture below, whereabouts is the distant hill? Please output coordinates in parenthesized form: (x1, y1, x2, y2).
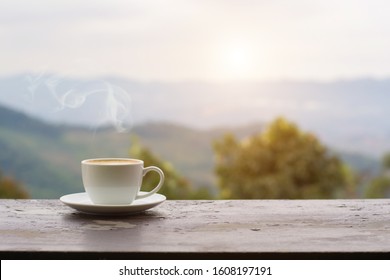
(0, 105, 78, 197)
(0, 104, 273, 198)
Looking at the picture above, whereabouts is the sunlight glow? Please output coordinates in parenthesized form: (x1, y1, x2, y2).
(216, 40, 258, 81)
(226, 45, 250, 69)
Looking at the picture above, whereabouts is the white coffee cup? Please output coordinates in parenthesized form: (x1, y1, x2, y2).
(81, 158, 164, 205)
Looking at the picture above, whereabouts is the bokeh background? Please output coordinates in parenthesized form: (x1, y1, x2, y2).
(1, 0, 390, 199)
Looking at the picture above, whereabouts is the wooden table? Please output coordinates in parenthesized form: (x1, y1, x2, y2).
(1, 199, 390, 259)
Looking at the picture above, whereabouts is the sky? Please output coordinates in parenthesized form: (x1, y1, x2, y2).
(1, 0, 390, 82)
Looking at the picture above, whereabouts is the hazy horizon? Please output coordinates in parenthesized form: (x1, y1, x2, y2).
(2, 73, 390, 158)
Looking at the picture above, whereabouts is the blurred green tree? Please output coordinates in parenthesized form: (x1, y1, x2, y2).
(129, 137, 213, 199)
(382, 153, 390, 169)
(365, 153, 390, 198)
(213, 117, 348, 199)
(0, 171, 29, 198)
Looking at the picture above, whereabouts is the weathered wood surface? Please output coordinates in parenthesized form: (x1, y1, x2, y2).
(1, 199, 390, 259)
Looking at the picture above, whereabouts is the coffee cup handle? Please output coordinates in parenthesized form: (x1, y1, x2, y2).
(136, 166, 165, 199)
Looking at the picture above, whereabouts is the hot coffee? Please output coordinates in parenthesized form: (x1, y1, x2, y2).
(85, 159, 139, 165)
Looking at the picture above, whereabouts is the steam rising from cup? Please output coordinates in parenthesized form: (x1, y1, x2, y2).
(26, 73, 132, 132)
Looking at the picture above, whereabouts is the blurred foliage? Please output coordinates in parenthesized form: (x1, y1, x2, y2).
(129, 137, 214, 199)
(0, 171, 29, 198)
(365, 153, 390, 198)
(382, 153, 390, 170)
(340, 164, 360, 198)
(213, 117, 348, 199)
(365, 177, 390, 198)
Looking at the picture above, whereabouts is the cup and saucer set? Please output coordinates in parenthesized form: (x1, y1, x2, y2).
(60, 158, 166, 215)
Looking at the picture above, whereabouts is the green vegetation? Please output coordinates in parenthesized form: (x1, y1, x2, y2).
(0, 171, 29, 198)
(130, 137, 213, 199)
(214, 117, 348, 199)
(365, 153, 390, 198)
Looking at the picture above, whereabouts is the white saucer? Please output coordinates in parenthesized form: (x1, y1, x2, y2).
(60, 192, 166, 215)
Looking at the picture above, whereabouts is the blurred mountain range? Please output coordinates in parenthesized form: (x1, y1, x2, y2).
(0, 103, 269, 198)
(1, 73, 390, 158)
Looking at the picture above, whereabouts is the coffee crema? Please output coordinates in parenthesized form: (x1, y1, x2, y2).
(84, 159, 141, 165)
